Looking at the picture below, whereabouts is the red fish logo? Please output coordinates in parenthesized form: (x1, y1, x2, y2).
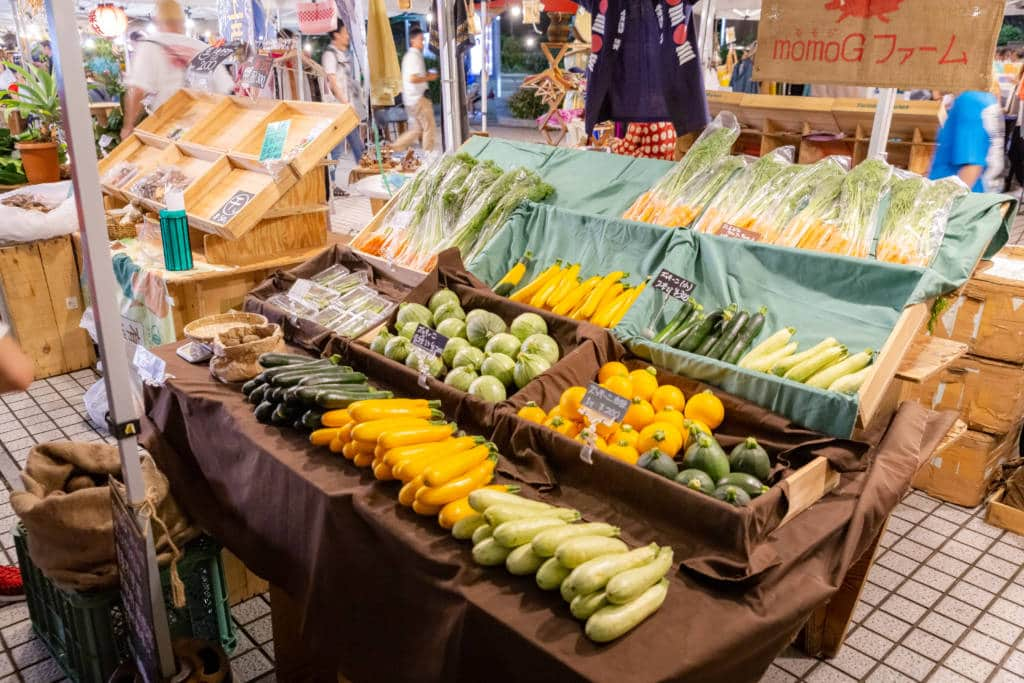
(824, 0, 904, 22)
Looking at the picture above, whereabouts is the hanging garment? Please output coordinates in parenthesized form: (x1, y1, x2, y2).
(579, 0, 710, 136)
(730, 58, 757, 94)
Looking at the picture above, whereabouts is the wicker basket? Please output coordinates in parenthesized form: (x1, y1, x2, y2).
(182, 312, 268, 346)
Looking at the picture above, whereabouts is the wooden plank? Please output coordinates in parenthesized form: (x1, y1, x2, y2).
(858, 302, 930, 429)
(36, 237, 94, 374)
(202, 211, 326, 266)
(135, 89, 224, 139)
(778, 456, 841, 528)
(832, 98, 944, 140)
(0, 240, 69, 378)
(895, 335, 969, 384)
(985, 489, 1024, 535)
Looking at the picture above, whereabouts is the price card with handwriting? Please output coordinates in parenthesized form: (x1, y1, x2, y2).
(411, 324, 448, 359)
(580, 383, 631, 424)
(652, 269, 697, 303)
(716, 223, 762, 242)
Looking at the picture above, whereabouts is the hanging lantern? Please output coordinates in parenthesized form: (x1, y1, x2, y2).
(89, 3, 127, 38)
(522, 0, 542, 23)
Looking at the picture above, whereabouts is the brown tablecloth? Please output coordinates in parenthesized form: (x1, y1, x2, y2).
(142, 344, 954, 683)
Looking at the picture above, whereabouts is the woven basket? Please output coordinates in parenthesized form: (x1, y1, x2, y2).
(297, 0, 337, 34)
(182, 312, 268, 346)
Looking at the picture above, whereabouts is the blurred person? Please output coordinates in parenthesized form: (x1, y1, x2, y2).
(121, 0, 232, 138)
(321, 19, 366, 197)
(929, 90, 1004, 192)
(393, 26, 438, 152)
(0, 322, 32, 394)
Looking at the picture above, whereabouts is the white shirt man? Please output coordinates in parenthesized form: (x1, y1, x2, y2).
(393, 27, 438, 152)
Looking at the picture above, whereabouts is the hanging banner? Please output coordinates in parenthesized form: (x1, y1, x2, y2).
(218, 0, 255, 47)
(753, 0, 1003, 91)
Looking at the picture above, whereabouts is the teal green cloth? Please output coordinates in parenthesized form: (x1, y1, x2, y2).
(460, 137, 671, 218)
(467, 201, 1014, 437)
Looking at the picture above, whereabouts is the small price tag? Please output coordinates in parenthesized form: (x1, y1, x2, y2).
(652, 269, 697, 303)
(411, 324, 448, 359)
(287, 279, 314, 302)
(580, 382, 630, 425)
(259, 120, 291, 162)
(716, 223, 762, 242)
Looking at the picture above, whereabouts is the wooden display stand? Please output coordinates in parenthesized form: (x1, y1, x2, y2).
(98, 90, 357, 267)
(704, 92, 943, 174)
(0, 235, 94, 379)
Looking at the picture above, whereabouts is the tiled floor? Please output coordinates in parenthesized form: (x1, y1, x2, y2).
(0, 373, 1021, 682)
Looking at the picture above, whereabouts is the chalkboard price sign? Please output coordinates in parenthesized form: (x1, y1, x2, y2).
(243, 55, 273, 89)
(210, 190, 256, 225)
(111, 482, 160, 683)
(716, 223, 762, 242)
(189, 45, 235, 74)
(580, 382, 631, 424)
(411, 324, 448, 359)
(652, 269, 697, 302)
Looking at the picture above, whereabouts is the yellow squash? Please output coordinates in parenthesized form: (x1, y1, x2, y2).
(398, 475, 426, 506)
(310, 427, 341, 447)
(510, 260, 563, 303)
(575, 271, 626, 320)
(351, 417, 432, 444)
(348, 400, 436, 423)
(378, 423, 455, 451)
(423, 444, 492, 488)
(415, 458, 497, 507)
(320, 409, 352, 428)
(551, 276, 600, 316)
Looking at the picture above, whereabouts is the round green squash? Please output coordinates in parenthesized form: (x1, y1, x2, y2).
(717, 472, 769, 498)
(682, 434, 730, 483)
(713, 484, 752, 507)
(637, 449, 679, 479)
(675, 468, 715, 494)
(729, 437, 771, 482)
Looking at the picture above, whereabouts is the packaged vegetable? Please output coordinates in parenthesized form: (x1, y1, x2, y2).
(875, 175, 968, 266)
(655, 155, 747, 228)
(693, 146, 795, 235)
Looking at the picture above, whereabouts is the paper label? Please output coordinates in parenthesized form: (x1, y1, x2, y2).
(716, 223, 762, 242)
(651, 269, 697, 303)
(243, 54, 273, 89)
(210, 190, 255, 225)
(580, 382, 630, 424)
(259, 120, 291, 162)
(189, 45, 235, 74)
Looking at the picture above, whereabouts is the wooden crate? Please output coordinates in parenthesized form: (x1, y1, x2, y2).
(134, 89, 224, 140)
(913, 424, 1021, 507)
(901, 354, 1024, 436)
(186, 154, 295, 240)
(179, 96, 279, 151)
(96, 134, 171, 201)
(0, 236, 94, 379)
(985, 488, 1024, 535)
(929, 246, 1024, 365)
(234, 100, 359, 177)
(122, 143, 223, 213)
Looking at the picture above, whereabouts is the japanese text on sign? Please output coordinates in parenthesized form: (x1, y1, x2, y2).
(652, 269, 696, 303)
(412, 324, 448, 359)
(580, 383, 631, 424)
(717, 224, 762, 242)
(754, 0, 1002, 91)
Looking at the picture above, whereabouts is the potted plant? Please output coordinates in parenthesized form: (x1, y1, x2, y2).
(4, 61, 60, 183)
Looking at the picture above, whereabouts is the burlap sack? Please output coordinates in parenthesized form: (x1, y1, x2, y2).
(210, 323, 284, 383)
(11, 441, 200, 591)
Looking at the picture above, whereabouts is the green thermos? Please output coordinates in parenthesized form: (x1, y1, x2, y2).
(160, 190, 192, 271)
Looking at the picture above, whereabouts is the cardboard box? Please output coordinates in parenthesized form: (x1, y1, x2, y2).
(0, 236, 95, 379)
(912, 426, 1020, 508)
(930, 247, 1024, 365)
(986, 488, 1024, 535)
(901, 354, 1024, 436)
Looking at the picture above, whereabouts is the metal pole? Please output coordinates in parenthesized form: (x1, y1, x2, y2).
(9, 0, 28, 59)
(437, 0, 459, 151)
(480, 0, 488, 132)
(867, 87, 897, 160)
(699, 0, 717, 71)
(44, 0, 176, 677)
(494, 18, 501, 98)
(296, 29, 305, 101)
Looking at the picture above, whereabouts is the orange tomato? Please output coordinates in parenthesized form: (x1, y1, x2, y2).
(597, 361, 630, 384)
(601, 375, 634, 400)
(628, 366, 659, 401)
(604, 440, 640, 465)
(652, 407, 685, 433)
(593, 420, 619, 440)
(547, 405, 566, 420)
(684, 390, 725, 430)
(546, 415, 581, 438)
(612, 424, 640, 449)
(559, 386, 587, 421)
(622, 398, 655, 431)
(682, 419, 712, 448)
(517, 401, 547, 424)
(575, 428, 608, 450)
(637, 421, 683, 457)
(651, 385, 686, 413)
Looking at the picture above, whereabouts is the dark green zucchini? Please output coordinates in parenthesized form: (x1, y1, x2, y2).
(271, 402, 304, 426)
(695, 306, 736, 356)
(297, 371, 356, 387)
(652, 299, 694, 344)
(254, 401, 277, 424)
(316, 389, 393, 409)
(723, 306, 768, 365)
(666, 305, 705, 348)
(301, 410, 324, 430)
(271, 370, 367, 388)
(241, 378, 264, 397)
(707, 309, 750, 360)
(679, 306, 728, 353)
(248, 384, 271, 405)
(256, 357, 335, 383)
(259, 352, 316, 368)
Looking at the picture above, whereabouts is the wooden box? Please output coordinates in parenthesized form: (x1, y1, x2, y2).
(929, 247, 1024, 365)
(901, 355, 1024, 436)
(0, 236, 94, 379)
(96, 134, 171, 201)
(180, 96, 278, 151)
(985, 488, 1024, 535)
(913, 425, 1021, 508)
(122, 144, 222, 213)
(234, 100, 359, 177)
(186, 154, 294, 239)
(134, 89, 224, 140)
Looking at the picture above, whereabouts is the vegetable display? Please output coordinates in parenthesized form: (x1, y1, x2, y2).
(369, 289, 563, 401)
(653, 300, 768, 365)
(497, 259, 649, 329)
(353, 154, 554, 271)
(738, 329, 874, 394)
(875, 176, 969, 266)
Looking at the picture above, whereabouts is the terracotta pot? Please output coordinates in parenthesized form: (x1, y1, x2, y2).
(16, 141, 59, 184)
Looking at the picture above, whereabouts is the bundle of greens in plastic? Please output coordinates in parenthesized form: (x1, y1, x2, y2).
(693, 146, 795, 234)
(875, 175, 968, 266)
(622, 112, 740, 224)
(739, 156, 848, 243)
(656, 155, 747, 228)
(442, 167, 553, 259)
(778, 172, 844, 250)
(831, 159, 895, 258)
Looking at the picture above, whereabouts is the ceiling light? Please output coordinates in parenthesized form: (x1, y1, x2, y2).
(509, 5, 521, 17)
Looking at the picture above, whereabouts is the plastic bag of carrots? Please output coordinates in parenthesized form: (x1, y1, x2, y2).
(656, 155, 748, 228)
(693, 146, 795, 234)
(875, 174, 968, 267)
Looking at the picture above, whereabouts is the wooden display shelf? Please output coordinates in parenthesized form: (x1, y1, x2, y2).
(895, 335, 969, 384)
(180, 96, 279, 151)
(185, 154, 295, 239)
(234, 100, 358, 177)
(96, 133, 170, 201)
(135, 90, 224, 140)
